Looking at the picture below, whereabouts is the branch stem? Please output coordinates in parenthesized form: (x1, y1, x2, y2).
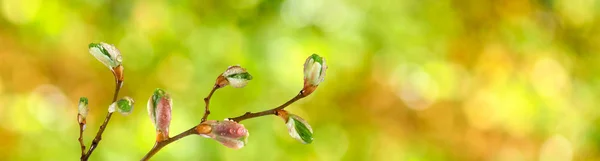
(201, 86, 219, 123)
(140, 91, 306, 160)
(78, 123, 86, 158)
(229, 91, 305, 122)
(81, 80, 122, 161)
(141, 126, 199, 161)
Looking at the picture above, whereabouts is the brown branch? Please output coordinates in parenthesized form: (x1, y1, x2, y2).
(229, 91, 305, 122)
(201, 85, 219, 123)
(78, 123, 86, 157)
(141, 126, 200, 161)
(140, 75, 317, 161)
(139, 91, 307, 160)
(81, 80, 122, 161)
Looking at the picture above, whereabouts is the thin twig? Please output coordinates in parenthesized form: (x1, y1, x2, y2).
(78, 123, 86, 157)
(141, 126, 199, 161)
(201, 86, 219, 123)
(82, 80, 122, 160)
(229, 91, 305, 122)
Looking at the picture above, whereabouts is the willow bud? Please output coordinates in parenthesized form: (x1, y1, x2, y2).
(108, 96, 134, 115)
(278, 110, 313, 144)
(302, 54, 327, 96)
(147, 88, 172, 141)
(89, 42, 124, 82)
(88, 42, 123, 70)
(200, 120, 249, 149)
(218, 65, 253, 88)
(77, 97, 89, 125)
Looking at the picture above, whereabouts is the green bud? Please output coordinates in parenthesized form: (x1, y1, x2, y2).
(303, 54, 326, 86)
(302, 54, 327, 96)
(286, 114, 313, 144)
(221, 65, 252, 88)
(88, 42, 123, 70)
(77, 97, 89, 124)
(108, 96, 134, 115)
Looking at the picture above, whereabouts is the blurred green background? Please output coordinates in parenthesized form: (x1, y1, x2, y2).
(0, 0, 599, 160)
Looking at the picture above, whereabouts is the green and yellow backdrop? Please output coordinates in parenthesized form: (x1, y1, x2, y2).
(0, 0, 599, 160)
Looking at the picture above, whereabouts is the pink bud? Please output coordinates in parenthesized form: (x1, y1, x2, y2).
(148, 88, 172, 140)
(156, 96, 172, 136)
(201, 120, 249, 149)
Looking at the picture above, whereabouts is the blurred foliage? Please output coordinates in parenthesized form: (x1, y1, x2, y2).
(1, 0, 600, 160)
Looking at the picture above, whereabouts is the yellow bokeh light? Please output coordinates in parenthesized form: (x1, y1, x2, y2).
(1, 0, 41, 24)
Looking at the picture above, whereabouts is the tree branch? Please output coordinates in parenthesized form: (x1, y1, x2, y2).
(139, 91, 306, 160)
(81, 80, 122, 161)
(229, 91, 305, 122)
(201, 85, 219, 123)
(78, 123, 86, 157)
(141, 126, 200, 161)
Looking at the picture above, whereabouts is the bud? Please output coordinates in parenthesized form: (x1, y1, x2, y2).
(278, 110, 313, 144)
(108, 96, 134, 115)
(218, 65, 253, 88)
(77, 97, 89, 124)
(88, 42, 123, 70)
(302, 54, 327, 96)
(200, 120, 249, 149)
(147, 88, 172, 141)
